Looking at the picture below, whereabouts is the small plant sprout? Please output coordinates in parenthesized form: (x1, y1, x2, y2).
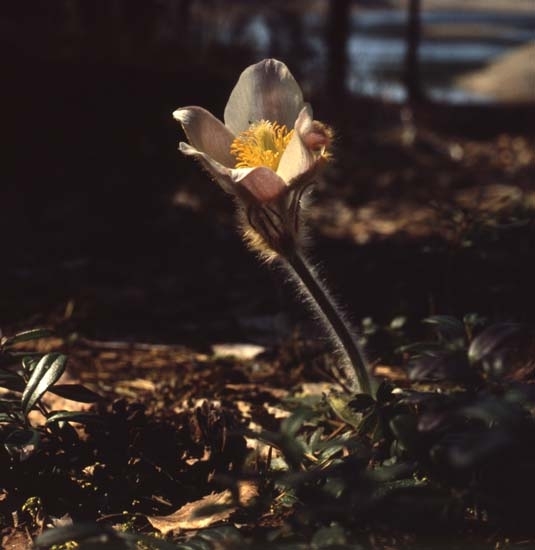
(174, 59, 372, 395)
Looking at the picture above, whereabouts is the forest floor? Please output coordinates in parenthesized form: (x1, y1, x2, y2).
(1, 48, 535, 548)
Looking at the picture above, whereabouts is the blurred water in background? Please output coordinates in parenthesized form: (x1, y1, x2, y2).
(346, 9, 534, 102)
(2, 1, 534, 103)
(217, 6, 535, 103)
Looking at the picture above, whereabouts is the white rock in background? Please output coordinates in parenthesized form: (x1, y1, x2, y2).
(457, 41, 535, 103)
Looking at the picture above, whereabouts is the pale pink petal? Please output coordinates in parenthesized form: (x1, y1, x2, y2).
(174, 107, 235, 167)
(179, 142, 239, 195)
(224, 59, 304, 135)
(234, 166, 288, 203)
(276, 106, 317, 184)
(179, 142, 276, 200)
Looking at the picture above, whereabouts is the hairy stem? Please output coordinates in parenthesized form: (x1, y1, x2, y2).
(282, 248, 372, 395)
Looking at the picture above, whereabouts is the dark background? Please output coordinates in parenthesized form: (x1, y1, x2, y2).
(1, 0, 534, 351)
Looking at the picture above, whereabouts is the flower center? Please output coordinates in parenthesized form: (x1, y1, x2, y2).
(230, 120, 294, 171)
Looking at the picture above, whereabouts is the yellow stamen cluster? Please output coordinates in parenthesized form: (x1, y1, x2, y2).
(230, 120, 294, 171)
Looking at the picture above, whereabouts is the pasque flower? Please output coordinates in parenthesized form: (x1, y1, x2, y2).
(173, 59, 372, 395)
(173, 58, 332, 256)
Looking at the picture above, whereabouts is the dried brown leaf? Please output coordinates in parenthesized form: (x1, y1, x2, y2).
(2, 528, 32, 549)
(148, 482, 257, 535)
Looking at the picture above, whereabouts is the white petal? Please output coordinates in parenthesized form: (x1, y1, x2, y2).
(179, 142, 239, 195)
(179, 142, 285, 202)
(276, 106, 316, 183)
(224, 59, 304, 135)
(174, 107, 235, 167)
(233, 166, 288, 203)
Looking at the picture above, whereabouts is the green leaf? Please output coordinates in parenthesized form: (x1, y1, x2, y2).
(46, 410, 103, 426)
(348, 393, 376, 413)
(1, 328, 53, 349)
(48, 416, 80, 444)
(375, 381, 395, 404)
(49, 384, 102, 403)
(280, 407, 315, 437)
(0, 397, 22, 410)
(121, 533, 185, 550)
(447, 429, 512, 468)
(33, 523, 123, 549)
(34, 522, 189, 550)
(310, 524, 348, 547)
(370, 477, 428, 502)
(279, 433, 307, 470)
(21, 353, 68, 416)
(315, 440, 345, 462)
(327, 391, 366, 428)
(397, 341, 445, 355)
(172, 526, 244, 549)
(0, 370, 25, 393)
(423, 315, 466, 342)
(0, 411, 24, 424)
(4, 428, 40, 460)
(22, 356, 39, 376)
(460, 397, 522, 427)
(389, 414, 419, 453)
(467, 322, 521, 365)
(357, 409, 381, 440)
